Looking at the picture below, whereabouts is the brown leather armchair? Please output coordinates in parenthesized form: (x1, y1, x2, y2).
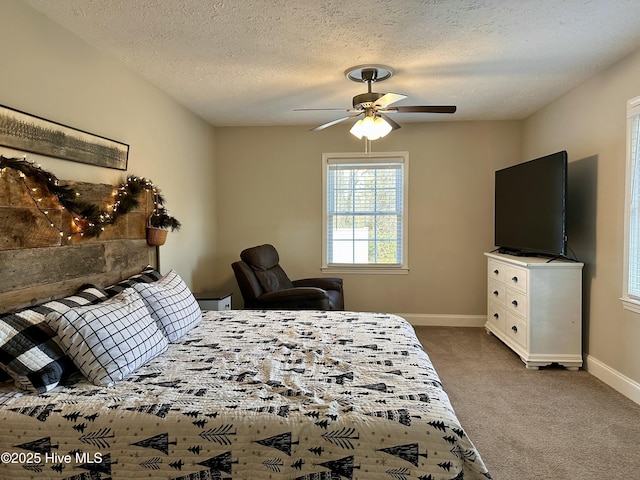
(232, 244, 344, 310)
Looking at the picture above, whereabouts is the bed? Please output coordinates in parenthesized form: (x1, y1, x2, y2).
(0, 163, 491, 479)
(1, 306, 491, 479)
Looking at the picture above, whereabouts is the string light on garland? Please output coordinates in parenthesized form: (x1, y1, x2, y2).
(0, 155, 180, 239)
(16, 170, 66, 237)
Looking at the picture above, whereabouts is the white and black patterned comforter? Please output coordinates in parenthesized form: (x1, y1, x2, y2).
(0, 310, 491, 479)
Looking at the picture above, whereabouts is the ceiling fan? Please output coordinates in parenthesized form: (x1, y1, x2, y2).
(295, 65, 456, 140)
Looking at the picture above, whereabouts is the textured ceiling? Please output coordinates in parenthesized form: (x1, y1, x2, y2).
(21, 0, 640, 128)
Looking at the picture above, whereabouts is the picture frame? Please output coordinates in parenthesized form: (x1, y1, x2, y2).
(0, 104, 129, 170)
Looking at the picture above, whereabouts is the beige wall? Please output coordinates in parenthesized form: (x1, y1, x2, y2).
(0, 0, 218, 289)
(523, 48, 640, 385)
(214, 121, 521, 317)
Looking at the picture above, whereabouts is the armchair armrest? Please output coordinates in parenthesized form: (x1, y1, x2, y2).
(254, 287, 331, 310)
(292, 278, 343, 292)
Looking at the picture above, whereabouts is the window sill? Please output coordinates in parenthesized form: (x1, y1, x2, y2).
(321, 265, 409, 275)
(621, 296, 640, 314)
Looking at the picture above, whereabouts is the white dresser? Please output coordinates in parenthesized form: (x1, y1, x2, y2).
(485, 252, 584, 370)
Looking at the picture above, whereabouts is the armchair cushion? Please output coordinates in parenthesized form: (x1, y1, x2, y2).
(253, 265, 294, 293)
(241, 245, 294, 293)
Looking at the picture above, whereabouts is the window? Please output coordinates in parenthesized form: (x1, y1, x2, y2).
(622, 96, 640, 312)
(322, 152, 408, 273)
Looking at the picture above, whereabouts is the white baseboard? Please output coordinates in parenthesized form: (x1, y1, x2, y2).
(584, 354, 640, 406)
(396, 313, 487, 328)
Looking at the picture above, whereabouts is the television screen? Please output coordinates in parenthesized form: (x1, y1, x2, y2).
(494, 151, 567, 257)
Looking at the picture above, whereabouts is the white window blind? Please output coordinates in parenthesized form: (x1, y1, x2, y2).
(322, 152, 408, 273)
(622, 96, 640, 312)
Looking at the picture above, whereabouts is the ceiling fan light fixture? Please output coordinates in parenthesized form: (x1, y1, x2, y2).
(349, 118, 366, 139)
(374, 116, 392, 137)
(350, 115, 391, 141)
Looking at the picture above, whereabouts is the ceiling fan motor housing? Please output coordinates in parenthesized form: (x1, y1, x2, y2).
(352, 92, 384, 108)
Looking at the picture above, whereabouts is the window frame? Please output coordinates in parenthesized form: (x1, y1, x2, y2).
(622, 95, 640, 313)
(321, 151, 409, 274)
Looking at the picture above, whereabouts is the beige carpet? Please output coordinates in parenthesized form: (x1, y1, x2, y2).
(414, 326, 640, 480)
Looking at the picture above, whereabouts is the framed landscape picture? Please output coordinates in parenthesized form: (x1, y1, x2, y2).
(0, 104, 129, 170)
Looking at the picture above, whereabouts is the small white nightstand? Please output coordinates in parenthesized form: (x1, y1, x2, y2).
(194, 292, 232, 311)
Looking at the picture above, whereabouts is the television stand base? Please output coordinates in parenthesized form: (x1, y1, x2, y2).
(496, 247, 533, 257)
(495, 248, 577, 263)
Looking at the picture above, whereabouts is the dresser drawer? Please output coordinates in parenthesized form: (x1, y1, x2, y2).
(504, 265, 528, 293)
(487, 301, 506, 332)
(505, 313, 527, 349)
(488, 280, 506, 306)
(505, 289, 528, 318)
(487, 259, 506, 283)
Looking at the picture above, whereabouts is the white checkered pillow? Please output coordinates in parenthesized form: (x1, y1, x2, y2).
(46, 288, 168, 386)
(133, 270, 202, 342)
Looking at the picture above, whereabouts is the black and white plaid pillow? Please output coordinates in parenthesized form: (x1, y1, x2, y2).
(46, 288, 168, 386)
(105, 265, 162, 297)
(0, 285, 108, 393)
(0, 368, 11, 383)
(133, 269, 202, 342)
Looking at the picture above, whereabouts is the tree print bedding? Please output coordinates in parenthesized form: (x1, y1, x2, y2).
(0, 310, 491, 479)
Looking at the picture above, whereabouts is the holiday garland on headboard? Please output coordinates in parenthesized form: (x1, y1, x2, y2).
(0, 155, 180, 239)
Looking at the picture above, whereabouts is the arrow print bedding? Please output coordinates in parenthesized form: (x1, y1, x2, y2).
(0, 268, 491, 480)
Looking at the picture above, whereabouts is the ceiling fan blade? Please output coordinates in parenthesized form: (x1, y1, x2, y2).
(295, 108, 357, 111)
(379, 113, 401, 130)
(385, 105, 457, 114)
(310, 113, 363, 131)
(373, 93, 408, 109)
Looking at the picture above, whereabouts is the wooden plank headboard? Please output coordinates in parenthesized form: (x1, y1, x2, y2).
(0, 167, 157, 312)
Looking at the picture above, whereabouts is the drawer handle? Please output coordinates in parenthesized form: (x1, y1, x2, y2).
(512, 276, 519, 283)
(511, 300, 518, 307)
(493, 313, 499, 319)
(511, 325, 518, 333)
(493, 290, 499, 297)
(493, 269, 499, 275)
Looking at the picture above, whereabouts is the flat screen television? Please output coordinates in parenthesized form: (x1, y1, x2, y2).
(494, 150, 568, 257)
